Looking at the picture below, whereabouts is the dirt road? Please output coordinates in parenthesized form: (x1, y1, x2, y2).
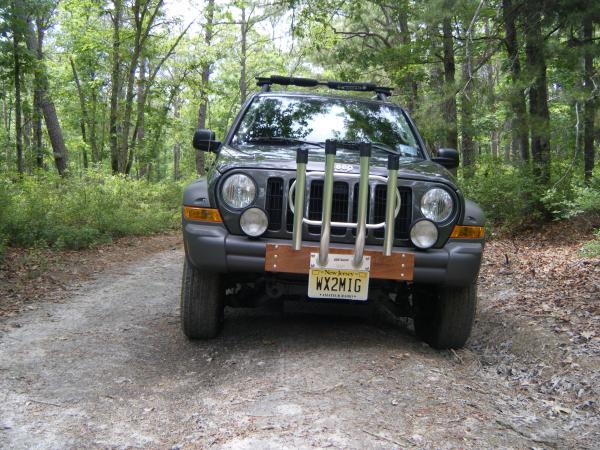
(1, 248, 598, 449)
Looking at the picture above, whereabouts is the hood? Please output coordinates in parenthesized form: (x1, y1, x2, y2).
(215, 145, 458, 188)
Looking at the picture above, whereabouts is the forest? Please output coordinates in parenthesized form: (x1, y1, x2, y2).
(1, 2, 600, 447)
(0, 0, 599, 254)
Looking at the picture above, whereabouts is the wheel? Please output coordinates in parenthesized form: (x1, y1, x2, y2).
(413, 283, 477, 349)
(180, 257, 224, 339)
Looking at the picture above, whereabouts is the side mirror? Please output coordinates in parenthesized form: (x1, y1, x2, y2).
(432, 148, 459, 169)
(193, 129, 221, 153)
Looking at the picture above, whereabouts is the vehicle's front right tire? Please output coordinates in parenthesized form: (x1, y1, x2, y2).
(413, 283, 477, 349)
(180, 257, 224, 339)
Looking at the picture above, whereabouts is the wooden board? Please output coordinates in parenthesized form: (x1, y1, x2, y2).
(265, 243, 414, 281)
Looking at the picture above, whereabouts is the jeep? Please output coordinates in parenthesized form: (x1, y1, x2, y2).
(181, 75, 485, 349)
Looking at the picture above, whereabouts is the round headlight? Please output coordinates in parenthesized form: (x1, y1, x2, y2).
(421, 188, 453, 222)
(410, 220, 438, 249)
(240, 207, 268, 237)
(221, 174, 256, 209)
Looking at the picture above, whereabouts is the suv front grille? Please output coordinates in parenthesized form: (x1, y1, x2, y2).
(265, 178, 284, 231)
(307, 181, 349, 236)
(265, 176, 412, 244)
(373, 185, 412, 239)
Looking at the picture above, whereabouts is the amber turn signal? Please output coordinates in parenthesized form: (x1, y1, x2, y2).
(450, 225, 484, 239)
(183, 206, 223, 222)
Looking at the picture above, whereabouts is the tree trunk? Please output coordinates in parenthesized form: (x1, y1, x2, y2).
(32, 19, 43, 169)
(90, 90, 99, 163)
(126, 56, 146, 175)
(428, 59, 444, 148)
(173, 97, 181, 181)
(2, 81, 10, 150)
(196, 0, 215, 176)
(70, 57, 89, 169)
(442, 12, 458, 149)
(583, 15, 596, 183)
(460, 18, 475, 177)
(240, 7, 248, 106)
(503, 0, 529, 162)
(1, 81, 8, 137)
(33, 82, 43, 168)
(120, 40, 143, 173)
(525, 7, 551, 184)
(23, 84, 32, 161)
(173, 143, 181, 180)
(42, 101, 69, 175)
(23, 15, 68, 175)
(398, 9, 418, 114)
(460, 67, 475, 173)
(100, 100, 107, 162)
(13, 14, 24, 174)
(109, 0, 122, 173)
(121, 0, 164, 174)
(491, 131, 500, 158)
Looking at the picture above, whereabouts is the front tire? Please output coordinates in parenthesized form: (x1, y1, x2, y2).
(180, 257, 224, 339)
(413, 283, 477, 349)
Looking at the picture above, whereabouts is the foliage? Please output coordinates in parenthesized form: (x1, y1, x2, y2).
(0, 171, 185, 254)
(0, 0, 599, 256)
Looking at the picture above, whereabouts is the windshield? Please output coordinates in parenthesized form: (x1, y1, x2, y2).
(230, 95, 422, 158)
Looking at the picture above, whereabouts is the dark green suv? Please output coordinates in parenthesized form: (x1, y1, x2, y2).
(181, 75, 485, 349)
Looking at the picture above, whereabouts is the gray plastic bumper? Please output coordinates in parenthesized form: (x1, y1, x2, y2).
(183, 223, 483, 287)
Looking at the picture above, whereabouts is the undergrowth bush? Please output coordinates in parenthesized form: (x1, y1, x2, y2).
(542, 184, 600, 219)
(0, 170, 186, 255)
(579, 229, 600, 257)
(458, 157, 600, 231)
(458, 158, 538, 228)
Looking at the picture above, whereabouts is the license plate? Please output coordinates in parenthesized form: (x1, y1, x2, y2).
(307, 253, 370, 301)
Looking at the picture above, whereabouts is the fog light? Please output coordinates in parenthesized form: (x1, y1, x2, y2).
(240, 207, 268, 237)
(410, 219, 438, 249)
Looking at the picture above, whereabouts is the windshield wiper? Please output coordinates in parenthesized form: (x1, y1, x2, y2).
(335, 140, 410, 157)
(334, 140, 418, 158)
(245, 137, 324, 148)
(370, 142, 417, 158)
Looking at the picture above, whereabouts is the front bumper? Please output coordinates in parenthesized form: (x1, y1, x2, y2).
(183, 222, 483, 287)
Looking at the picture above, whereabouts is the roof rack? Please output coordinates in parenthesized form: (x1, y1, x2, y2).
(255, 75, 393, 101)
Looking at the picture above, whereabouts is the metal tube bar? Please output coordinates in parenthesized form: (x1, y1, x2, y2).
(353, 143, 371, 268)
(292, 149, 308, 251)
(318, 141, 337, 266)
(383, 155, 400, 256)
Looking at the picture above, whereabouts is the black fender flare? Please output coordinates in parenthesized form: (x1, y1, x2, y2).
(182, 178, 211, 208)
(462, 199, 485, 226)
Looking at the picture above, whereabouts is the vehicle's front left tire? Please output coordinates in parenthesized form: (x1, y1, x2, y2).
(180, 257, 224, 339)
(413, 283, 477, 349)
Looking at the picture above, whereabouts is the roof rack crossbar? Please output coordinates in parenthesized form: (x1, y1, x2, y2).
(255, 75, 393, 97)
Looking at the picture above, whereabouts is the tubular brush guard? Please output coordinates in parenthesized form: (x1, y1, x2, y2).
(289, 141, 402, 267)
